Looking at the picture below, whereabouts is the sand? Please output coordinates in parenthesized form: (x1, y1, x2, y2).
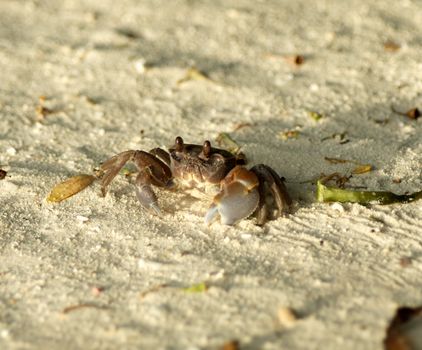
(0, 0, 421, 349)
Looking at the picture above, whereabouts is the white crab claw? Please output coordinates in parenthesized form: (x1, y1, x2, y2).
(205, 166, 260, 225)
(204, 203, 219, 224)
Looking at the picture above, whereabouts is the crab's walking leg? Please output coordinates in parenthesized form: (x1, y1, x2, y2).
(134, 170, 161, 215)
(205, 166, 260, 225)
(149, 148, 171, 167)
(100, 150, 136, 196)
(100, 150, 173, 214)
(250, 164, 292, 225)
(132, 151, 173, 214)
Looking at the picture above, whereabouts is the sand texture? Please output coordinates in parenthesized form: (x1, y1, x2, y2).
(0, 0, 422, 349)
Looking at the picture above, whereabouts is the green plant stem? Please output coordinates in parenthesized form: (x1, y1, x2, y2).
(316, 180, 422, 204)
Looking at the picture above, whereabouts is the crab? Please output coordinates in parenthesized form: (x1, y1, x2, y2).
(99, 136, 292, 225)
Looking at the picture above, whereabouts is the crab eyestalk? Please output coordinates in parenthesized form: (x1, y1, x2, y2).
(202, 140, 211, 157)
(175, 136, 184, 152)
(205, 166, 260, 225)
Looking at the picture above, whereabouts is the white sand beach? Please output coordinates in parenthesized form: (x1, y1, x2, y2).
(0, 0, 421, 349)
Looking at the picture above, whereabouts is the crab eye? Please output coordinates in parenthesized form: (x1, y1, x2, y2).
(175, 136, 184, 152)
(202, 140, 211, 157)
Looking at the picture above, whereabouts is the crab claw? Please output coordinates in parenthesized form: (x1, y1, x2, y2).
(205, 166, 260, 225)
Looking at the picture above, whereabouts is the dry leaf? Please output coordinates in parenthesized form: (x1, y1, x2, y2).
(285, 54, 305, 66)
(375, 118, 390, 125)
(0, 169, 6, 180)
(399, 257, 412, 268)
(36, 106, 54, 120)
(114, 27, 141, 39)
(62, 303, 108, 314)
(293, 55, 305, 65)
(324, 157, 349, 164)
(352, 164, 373, 174)
(35, 95, 55, 121)
(319, 173, 352, 188)
(405, 108, 420, 120)
(325, 158, 373, 174)
(47, 174, 96, 202)
(277, 307, 298, 328)
(232, 122, 253, 131)
(384, 41, 401, 52)
(220, 340, 240, 350)
(279, 130, 300, 140)
(139, 284, 168, 299)
(391, 106, 421, 120)
(265, 53, 305, 66)
(177, 67, 214, 85)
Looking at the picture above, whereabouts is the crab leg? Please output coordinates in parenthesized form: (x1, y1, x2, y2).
(149, 148, 171, 167)
(250, 164, 292, 225)
(100, 150, 173, 214)
(100, 150, 135, 196)
(134, 170, 161, 215)
(132, 151, 173, 213)
(205, 166, 260, 225)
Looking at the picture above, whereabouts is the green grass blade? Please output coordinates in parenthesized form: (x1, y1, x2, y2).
(316, 180, 422, 204)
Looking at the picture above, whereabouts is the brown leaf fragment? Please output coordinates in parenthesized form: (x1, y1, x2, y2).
(47, 174, 96, 202)
(374, 118, 390, 125)
(293, 55, 305, 65)
(114, 27, 141, 39)
(35, 95, 55, 121)
(352, 164, 373, 174)
(391, 106, 421, 120)
(266, 53, 305, 66)
(319, 172, 351, 188)
(285, 54, 305, 66)
(405, 108, 420, 120)
(399, 257, 412, 268)
(279, 130, 300, 140)
(0, 169, 7, 180)
(36, 105, 54, 121)
(384, 41, 401, 52)
(232, 122, 253, 131)
(139, 284, 168, 299)
(324, 158, 373, 174)
(220, 340, 240, 350)
(384, 306, 422, 350)
(62, 303, 108, 314)
(84, 96, 100, 105)
(324, 157, 349, 164)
